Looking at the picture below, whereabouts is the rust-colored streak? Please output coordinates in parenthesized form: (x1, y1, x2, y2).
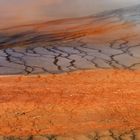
(0, 18, 134, 49)
(0, 69, 139, 136)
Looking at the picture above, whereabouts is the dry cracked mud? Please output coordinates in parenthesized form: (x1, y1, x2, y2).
(1, 129, 140, 140)
(0, 4, 140, 140)
(0, 5, 140, 75)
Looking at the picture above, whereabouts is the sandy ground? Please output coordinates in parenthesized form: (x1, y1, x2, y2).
(0, 69, 139, 136)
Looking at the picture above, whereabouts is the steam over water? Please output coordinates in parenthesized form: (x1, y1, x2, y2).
(0, 0, 140, 28)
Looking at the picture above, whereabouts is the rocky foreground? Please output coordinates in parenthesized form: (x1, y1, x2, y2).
(0, 4, 140, 140)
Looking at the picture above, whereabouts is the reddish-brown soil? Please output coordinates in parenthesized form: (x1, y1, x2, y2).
(0, 69, 140, 136)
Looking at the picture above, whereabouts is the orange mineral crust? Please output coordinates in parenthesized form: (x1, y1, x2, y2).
(0, 69, 139, 136)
